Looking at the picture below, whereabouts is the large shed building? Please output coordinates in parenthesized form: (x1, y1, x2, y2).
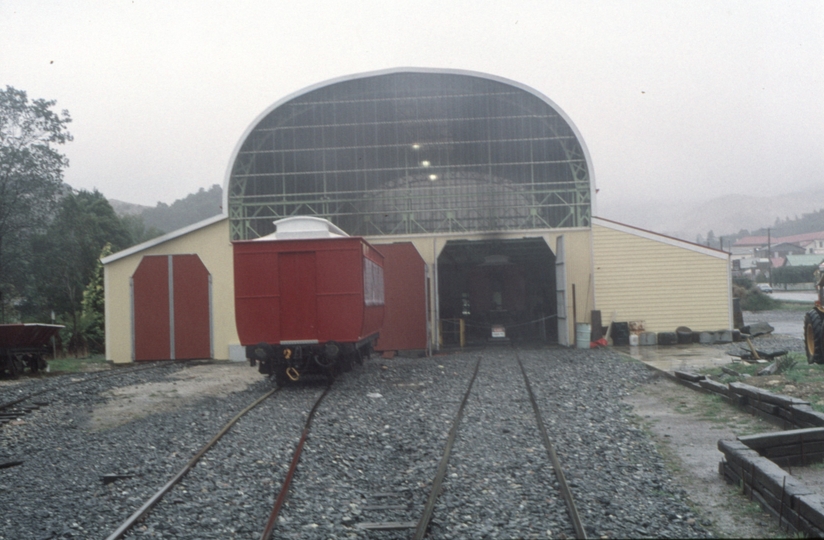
(103, 68, 731, 363)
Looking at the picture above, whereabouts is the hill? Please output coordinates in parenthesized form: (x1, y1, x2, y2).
(108, 199, 151, 216)
(110, 185, 223, 234)
(599, 187, 824, 243)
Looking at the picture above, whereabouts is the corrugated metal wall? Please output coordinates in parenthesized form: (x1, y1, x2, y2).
(592, 219, 731, 333)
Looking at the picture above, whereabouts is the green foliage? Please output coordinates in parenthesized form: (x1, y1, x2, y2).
(47, 354, 107, 373)
(756, 208, 824, 238)
(773, 265, 819, 285)
(29, 191, 130, 355)
(139, 184, 222, 234)
(0, 86, 72, 322)
(733, 278, 781, 311)
(119, 214, 165, 245)
(733, 276, 754, 289)
(75, 242, 111, 355)
(740, 291, 781, 311)
(775, 355, 798, 374)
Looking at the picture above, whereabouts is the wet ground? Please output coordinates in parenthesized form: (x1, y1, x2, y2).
(619, 343, 738, 372)
(616, 308, 808, 372)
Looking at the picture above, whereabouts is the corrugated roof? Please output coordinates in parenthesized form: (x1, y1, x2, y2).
(784, 254, 824, 266)
(734, 231, 824, 247)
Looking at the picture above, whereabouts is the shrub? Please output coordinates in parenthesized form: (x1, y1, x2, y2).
(740, 289, 780, 311)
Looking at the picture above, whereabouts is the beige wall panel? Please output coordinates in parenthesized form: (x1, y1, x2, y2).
(104, 219, 238, 363)
(592, 223, 731, 333)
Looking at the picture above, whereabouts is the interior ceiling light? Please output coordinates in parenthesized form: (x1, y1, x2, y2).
(411, 143, 421, 150)
(428, 174, 438, 181)
(420, 160, 430, 167)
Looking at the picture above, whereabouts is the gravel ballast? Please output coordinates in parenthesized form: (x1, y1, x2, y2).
(2, 349, 713, 539)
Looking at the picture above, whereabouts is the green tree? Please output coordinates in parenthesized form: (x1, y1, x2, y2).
(0, 86, 72, 322)
(139, 184, 223, 233)
(119, 213, 165, 245)
(32, 190, 130, 355)
(74, 243, 111, 354)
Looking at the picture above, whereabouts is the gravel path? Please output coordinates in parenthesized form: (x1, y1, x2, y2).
(2, 349, 714, 539)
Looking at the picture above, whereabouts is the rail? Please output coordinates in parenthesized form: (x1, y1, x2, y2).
(106, 387, 279, 540)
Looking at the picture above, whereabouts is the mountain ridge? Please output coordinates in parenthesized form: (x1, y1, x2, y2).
(598, 188, 824, 242)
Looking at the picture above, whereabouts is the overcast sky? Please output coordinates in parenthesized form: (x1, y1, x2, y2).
(2, 0, 822, 216)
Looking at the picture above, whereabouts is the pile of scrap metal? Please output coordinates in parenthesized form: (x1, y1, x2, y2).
(727, 323, 786, 363)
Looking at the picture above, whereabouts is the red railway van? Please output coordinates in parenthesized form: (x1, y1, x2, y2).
(233, 217, 384, 384)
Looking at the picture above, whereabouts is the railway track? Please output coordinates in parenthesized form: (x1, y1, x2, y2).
(106, 386, 281, 539)
(261, 352, 587, 539)
(1, 348, 709, 538)
(102, 380, 333, 539)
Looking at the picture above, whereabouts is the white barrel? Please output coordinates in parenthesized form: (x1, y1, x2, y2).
(575, 323, 591, 349)
(629, 334, 639, 346)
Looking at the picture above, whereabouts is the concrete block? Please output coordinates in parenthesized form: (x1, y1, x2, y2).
(699, 332, 717, 344)
(639, 332, 657, 346)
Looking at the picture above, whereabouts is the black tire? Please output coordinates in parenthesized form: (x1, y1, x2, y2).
(804, 309, 824, 364)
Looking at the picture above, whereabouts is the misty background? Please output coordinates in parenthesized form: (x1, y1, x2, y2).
(2, 0, 822, 241)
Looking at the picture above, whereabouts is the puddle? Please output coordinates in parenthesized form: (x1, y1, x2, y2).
(617, 343, 741, 372)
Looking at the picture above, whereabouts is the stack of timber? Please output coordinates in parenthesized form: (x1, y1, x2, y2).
(672, 372, 824, 430)
(718, 439, 824, 537)
(737, 428, 824, 467)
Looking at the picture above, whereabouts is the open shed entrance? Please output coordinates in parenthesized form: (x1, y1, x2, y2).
(437, 238, 557, 346)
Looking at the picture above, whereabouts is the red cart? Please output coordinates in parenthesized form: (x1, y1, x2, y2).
(0, 324, 63, 377)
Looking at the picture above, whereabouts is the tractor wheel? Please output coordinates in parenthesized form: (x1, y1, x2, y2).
(804, 309, 824, 364)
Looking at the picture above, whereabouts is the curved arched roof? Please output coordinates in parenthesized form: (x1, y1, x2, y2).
(225, 68, 594, 239)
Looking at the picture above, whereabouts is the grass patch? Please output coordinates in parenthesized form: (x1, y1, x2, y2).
(47, 354, 108, 373)
(776, 301, 816, 311)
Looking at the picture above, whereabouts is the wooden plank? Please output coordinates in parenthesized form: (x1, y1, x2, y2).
(791, 405, 824, 427)
(674, 370, 705, 382)
(748, 399, 780, 416)
(794, 513, 824, 539)
(729, 382, 810, 407)
(751, 460, 815, 501)
(796, 493, 824, 532)
(699, 378, 730, 395)
(770, 452, 824, 468)
(764, 442, 824, 460)
(739, 428, 824, 450)
(362, 505, 408, 511)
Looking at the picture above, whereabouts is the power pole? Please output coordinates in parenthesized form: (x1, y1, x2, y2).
(767, 228, 772, 286)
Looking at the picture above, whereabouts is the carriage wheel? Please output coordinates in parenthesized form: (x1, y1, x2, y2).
(9, 355, 24, 378)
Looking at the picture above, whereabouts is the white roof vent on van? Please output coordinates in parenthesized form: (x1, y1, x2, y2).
(254, 216, 349, 240)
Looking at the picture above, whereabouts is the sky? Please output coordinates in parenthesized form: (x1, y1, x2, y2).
(1, 0, 822, 217)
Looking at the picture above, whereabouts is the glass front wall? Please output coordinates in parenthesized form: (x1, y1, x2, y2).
(228, 72, 591, 240)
